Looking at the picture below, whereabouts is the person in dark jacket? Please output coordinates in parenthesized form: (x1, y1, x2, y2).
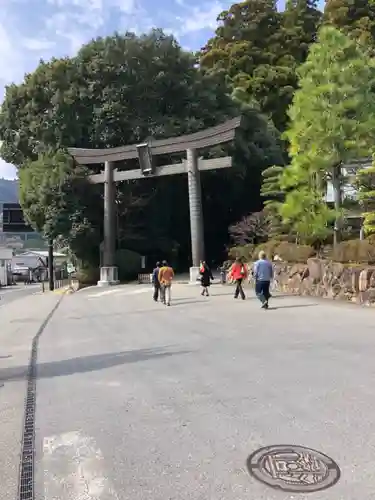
(199, 261, 214, 296)
(152, 262, 161, 302)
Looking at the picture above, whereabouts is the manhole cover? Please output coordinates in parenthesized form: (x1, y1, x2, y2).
(247, 444, 340, 493)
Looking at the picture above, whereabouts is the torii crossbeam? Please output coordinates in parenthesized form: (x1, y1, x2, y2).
(68, 116, 242, 285)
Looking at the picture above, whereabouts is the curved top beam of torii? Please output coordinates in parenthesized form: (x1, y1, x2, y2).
(67, 116, 242, 165)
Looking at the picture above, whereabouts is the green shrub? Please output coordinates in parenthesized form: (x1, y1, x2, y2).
(116, 249, 142, 281)
(276, 242, 315, 263)
(228, 244, 255, 261)
(252, 240, 315, 262)
(330, 239, 375, 263)
(252, 240, 281, 260)
(76, 266, 100, 286)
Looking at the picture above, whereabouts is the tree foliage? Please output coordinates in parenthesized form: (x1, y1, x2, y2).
(283, 0, 322, 64)
(280, 26, 375, 244)
(260, 165, 287, 239)
(228, 211, 270, 245)
(0, 30, 283, 267)
(323, 0, 375, 51)
(355, 157, 375, 236)
(200, 0, 321, 131)
(19, 151, 102, 266)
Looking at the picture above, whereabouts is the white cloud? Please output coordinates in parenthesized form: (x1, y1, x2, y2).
(0, 0, 231, 178)
(175, 1, 223, 35)
(21, 37, 56, 51)
(0, 159, 17, 179)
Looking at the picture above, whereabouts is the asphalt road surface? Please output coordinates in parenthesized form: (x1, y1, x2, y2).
(0, 283, 374, 500)
(0, 283, 41, 308)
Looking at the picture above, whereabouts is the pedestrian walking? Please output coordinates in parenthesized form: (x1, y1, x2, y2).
(199, 261, 213, 296)
(228, 258, 248, 300)
(253, 250, 273, 309)
(152, 261, 161, 302)
(158, 260, 174, 306)
(219, 265, 226, 284)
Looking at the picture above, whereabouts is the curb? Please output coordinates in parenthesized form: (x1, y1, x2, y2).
(52, 286, 76, 295)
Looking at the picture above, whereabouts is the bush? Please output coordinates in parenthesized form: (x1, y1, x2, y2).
(228, 244, 255, 261)
(330, 239, 375, 263)
(76, 266, 100, 286)
(275, 242, 315, 263)
(252, 240, 315, 262)
(116, 249, 142, 281)
(252, 240, 283, 260)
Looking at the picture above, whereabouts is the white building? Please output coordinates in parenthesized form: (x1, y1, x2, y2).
(11, 251, 67, 279)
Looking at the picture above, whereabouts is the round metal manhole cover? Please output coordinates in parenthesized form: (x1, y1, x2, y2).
(247, 445, 340, 493)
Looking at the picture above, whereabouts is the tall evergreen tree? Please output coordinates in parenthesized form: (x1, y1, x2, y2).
(200, 0, 295, 131)
(356, 158, 375, 236)
(283, 0, 322, 64)
(323, 0, 375, 50)
(280, 26, 375, 244)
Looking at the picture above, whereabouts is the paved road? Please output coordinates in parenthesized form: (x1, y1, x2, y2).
(1, 283, 375, 500)
(0, 283, 42, 308)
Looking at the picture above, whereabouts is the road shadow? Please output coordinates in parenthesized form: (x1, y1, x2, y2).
(0, 355, 12, 359)
(268, 303, 318, 310)
(0, 347, 191, 383)
(171, 299, 212, 306)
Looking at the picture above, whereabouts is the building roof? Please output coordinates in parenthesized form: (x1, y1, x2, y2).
(17, 250, 67, 258)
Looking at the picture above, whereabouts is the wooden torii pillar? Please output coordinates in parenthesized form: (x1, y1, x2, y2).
(68, 117, 242, 286)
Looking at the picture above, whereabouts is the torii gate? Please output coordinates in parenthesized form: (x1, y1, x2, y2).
(68, 117, 242, 286)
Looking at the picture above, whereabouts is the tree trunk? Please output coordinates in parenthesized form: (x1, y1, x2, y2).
(332, 164, 342, 246)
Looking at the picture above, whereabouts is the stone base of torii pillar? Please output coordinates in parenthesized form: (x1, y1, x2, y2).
(189, 266, 201, 284)
(97, 266, 120, 287)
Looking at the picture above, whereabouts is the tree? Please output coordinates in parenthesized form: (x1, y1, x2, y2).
(19, 151, 102, 267)
(260, 165, 287, 239)
(323, 0, 375, 51)
(283, 0, 322, 64)
(355, 157, 375, 236)
(0, 30, 283, 266)
(281, 26, 375, 244)
(199, 0, 296, 131)
(279, 179, 337, 245)
(228, 211, 270, 245)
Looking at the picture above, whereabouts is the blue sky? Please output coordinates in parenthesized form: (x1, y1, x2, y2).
(0, 0, 325, 179)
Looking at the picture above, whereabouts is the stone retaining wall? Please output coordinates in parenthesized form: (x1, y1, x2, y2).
(269, 258, 375, 306)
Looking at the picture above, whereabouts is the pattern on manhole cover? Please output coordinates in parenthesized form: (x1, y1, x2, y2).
(247, 445, 340, 493)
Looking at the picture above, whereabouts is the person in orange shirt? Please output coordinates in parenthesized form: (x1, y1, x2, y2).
(158, 260, 174, 306)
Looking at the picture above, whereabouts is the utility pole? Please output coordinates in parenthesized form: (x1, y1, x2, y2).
(48, 239, 54, 291)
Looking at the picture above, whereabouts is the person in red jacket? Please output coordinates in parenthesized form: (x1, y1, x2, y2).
(228, 258, 248, 300)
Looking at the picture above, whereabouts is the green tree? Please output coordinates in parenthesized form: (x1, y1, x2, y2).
(0, 29, 282, 266)
(260, 165, 287, 239)
(19, 151, 102, 267)
(283, 0, 322, 64)
(356, 157, 375, 236)
(281, 26, 375, 244)
(280, 174, 337, 245)
(199, 0, 296, 131)
(323, 0, 375, 50)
